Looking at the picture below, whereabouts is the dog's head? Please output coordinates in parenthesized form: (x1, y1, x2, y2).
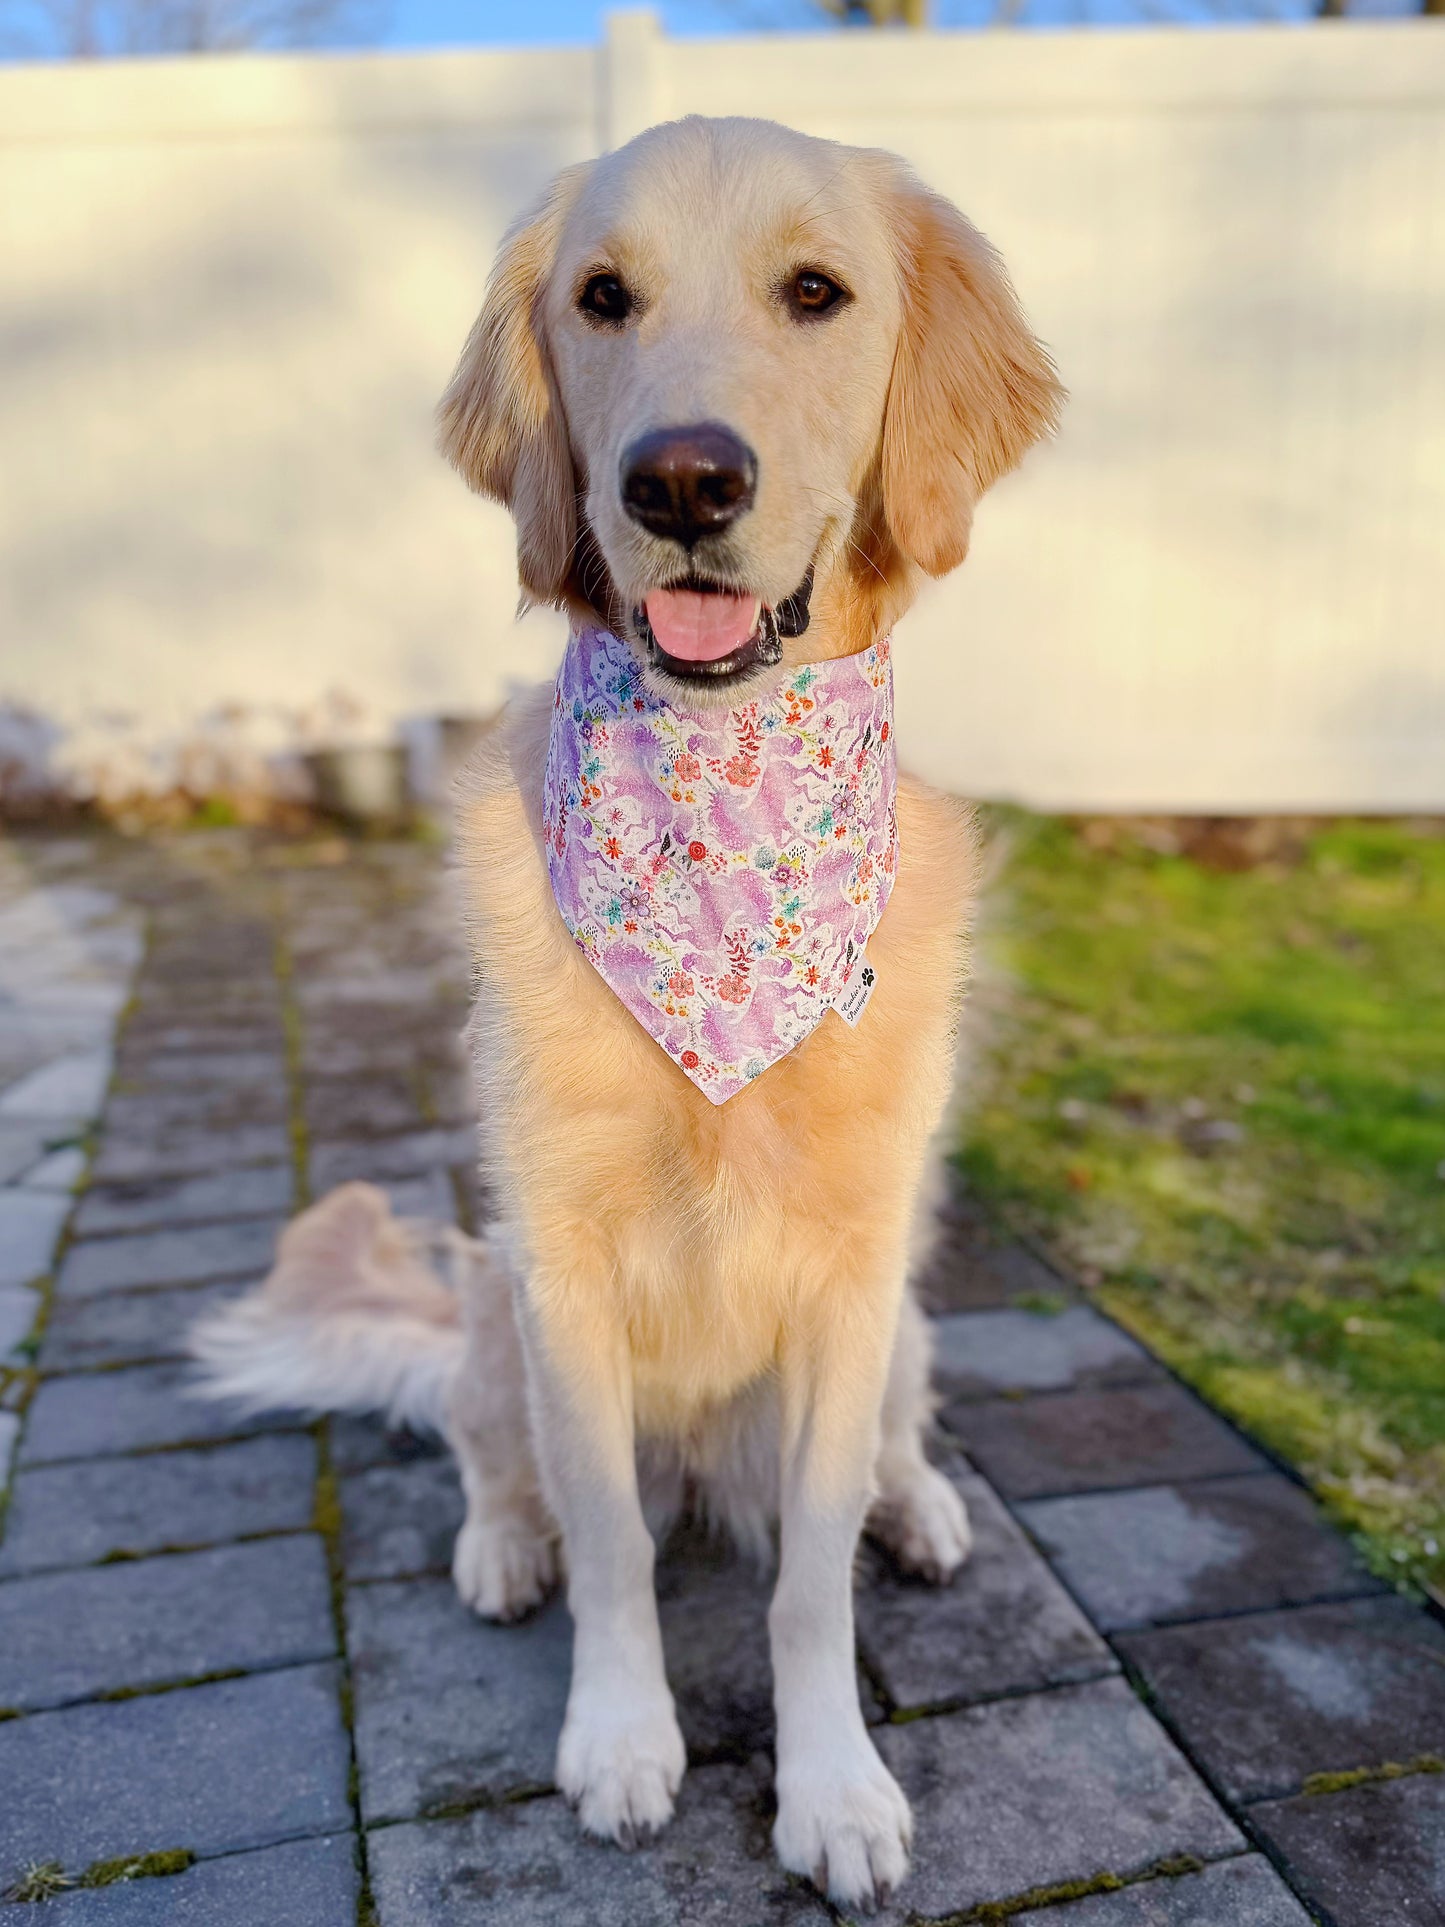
(440, 116, 1061, 696)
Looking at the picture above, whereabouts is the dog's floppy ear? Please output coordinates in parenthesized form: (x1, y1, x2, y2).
(437, 166, 588, 605)
(880, 168, 1063, 578)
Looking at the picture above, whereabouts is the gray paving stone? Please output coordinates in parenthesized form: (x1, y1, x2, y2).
(0, 1434, 317, 1576)
(38, 1279, 252, 1374)
(932, 1307, 1155, 1400)
(1019, 1474, 1385, 1631)
(0, 1189, 71, 1285)
(381, 1170, 460, 1222)
(347, 1577, 570, 1823)
(4, 983, 127, 1028)
(0, 1834, 359, 1923)
(1117, 1597, 1445, 1803)
(310, 1127, 477, 1192)
(1017, 1854, 1313, 1923)
(303, 1077, 430, 1141)
(20, 1362, 294, 1463)
(101, 1087, 289, 1137)
(56, 1220, 283, 1298)
(142, 933, 275, 976)
(857, 1467, 1115, 1710)
(341, 1457, 466, 1582)
(0, 1049, 112, 1120)
(73, 1165, 294, 1238)
(0, 1284, 39, 1359)
(129, 980, 280, 1020)
(427, 1066, 474, 1125)
(91, 1124, 292, 1184)
(142, 928, 275, 971)
(0, 1025, 105, 1089)
(117, 1020, 284, 1058)
(331, 1415, 444, 1474)
(294, 971, 456, 1011)
(0, 1535, 334, 1711)
(945, 1380, 1266, 1499)
(367, 1763, 829, 1927)
(1250, 1773, 1445, 1927)
(115, 1048, 288, 1092)
(915, 1202, 1073, 1315)
(872, 1679, 1242, 1924)
(20, 1144, 88, 1191)
(456, 1160, 491, 1229)
(656, 1530, 782, 1759)
(0, 1663, 351, 1888)
(0, 1119, 72, 1185)
(298, 1032, 454, 1079)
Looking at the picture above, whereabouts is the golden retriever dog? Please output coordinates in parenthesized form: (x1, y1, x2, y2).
(194, 114, 1059, 1908)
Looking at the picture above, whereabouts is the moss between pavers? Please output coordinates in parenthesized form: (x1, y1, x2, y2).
(1013, 1292, 1072, 1318)
(312, 1455, 343, 1550)
(79, 1848, 195, 1888)
(417, 1780, 555, 1824)
(899, 1854, 1207, 1927)
(0, 1364, 39, 1414)
(94, 1667, 247, 1705)
(4, 1848, 193, 1902)
(272, 924, 312, 1210)
(309, 1421, 380, 1927)
(1302, 1751, 1444, 1798)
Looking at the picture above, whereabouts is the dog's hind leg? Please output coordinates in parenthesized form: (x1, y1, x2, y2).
(447, 1237, 560, 1623)
(867, 1287, 972, 1583)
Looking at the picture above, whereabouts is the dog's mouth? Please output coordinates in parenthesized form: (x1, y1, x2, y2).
(634, 571, 813, 681)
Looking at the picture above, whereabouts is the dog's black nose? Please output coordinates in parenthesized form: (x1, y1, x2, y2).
(620, 423, 757, 549)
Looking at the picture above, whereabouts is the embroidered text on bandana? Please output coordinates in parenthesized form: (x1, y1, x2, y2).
(542, 626, 898, 1103)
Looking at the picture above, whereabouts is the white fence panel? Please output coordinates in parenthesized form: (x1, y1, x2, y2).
(1, 16, 1442, 808)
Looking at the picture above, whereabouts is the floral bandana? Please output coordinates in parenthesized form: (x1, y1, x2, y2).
(542, 625, 898, 1103)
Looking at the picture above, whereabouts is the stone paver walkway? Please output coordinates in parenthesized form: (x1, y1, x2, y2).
(1, 830, 1443, 1925)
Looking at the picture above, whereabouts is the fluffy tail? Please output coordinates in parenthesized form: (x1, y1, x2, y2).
(189, 1182, 468, 1433)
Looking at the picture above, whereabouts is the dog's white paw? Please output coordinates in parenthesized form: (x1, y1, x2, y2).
(774, 1735, 912, 1910)
(870, 1461, 973, 1585)
(557, 1687, 686, 1846)
(452, 1516, 559, 1622)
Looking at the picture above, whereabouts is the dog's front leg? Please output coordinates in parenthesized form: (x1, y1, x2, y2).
(515, 1282, 685, 1845)
(771, 1283, 913, 1909)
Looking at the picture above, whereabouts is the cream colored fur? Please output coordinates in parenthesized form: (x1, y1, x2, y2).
(193, 113, 1059, 1910)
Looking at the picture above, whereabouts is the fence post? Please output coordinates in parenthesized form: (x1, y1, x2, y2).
(598, 9, 666, 153)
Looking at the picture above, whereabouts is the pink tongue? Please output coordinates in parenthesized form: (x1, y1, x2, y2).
(644, 589, 761, 663)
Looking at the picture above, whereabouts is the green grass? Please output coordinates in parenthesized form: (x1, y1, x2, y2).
(959, 813, 1445, 1595)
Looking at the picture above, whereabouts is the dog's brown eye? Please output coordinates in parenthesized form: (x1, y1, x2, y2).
(788, 270, 847, 319)
(579, 273, 632, 324)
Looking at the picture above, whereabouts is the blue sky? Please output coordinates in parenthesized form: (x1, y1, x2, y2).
(368, 0, 1412, 57)
(1, 0, 1417, 67)
(375, 0, 1239, 49)
(373, 2, 926, 48)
